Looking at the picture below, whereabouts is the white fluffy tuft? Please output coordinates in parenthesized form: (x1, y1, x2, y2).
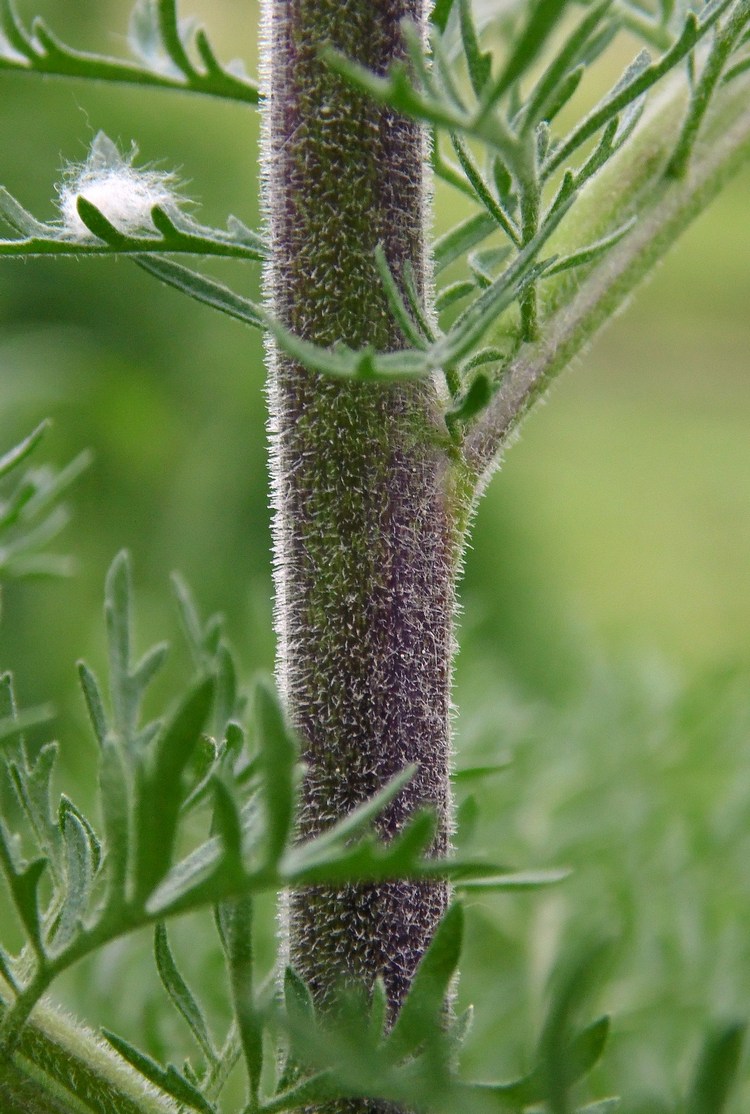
(58, 135, 180, 240)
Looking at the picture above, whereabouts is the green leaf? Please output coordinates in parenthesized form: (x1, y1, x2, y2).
(432, 256, 550, 367)
(0, 184, 51, 239)
(431, 0, 457, 34)
(456, 793, 479, 845)
(468, 245, 513, 287)
(452, 760, 513, 783)
(135, 255, 265, 329)
(544, 218, 637, 278)
(58, 794, 102, 872)
(446, 373, 492, 425)
(284, 966, 316, 1028)
(450, 133, 520, 244)
(402, 259, 436, 342)
(212, 774, 245, 870)
(262, 1072, 338, 1113)
(0, 671, 15, 721)
(13, 448, 90, 522)
(267, 318, 430, 382)
(171, 572, 208, 665)
(0, 821, 48, 953)
(145, 792, 260, 918)
(537, 942, 612, 1114)
(14, 856, 48, 950)
(157, 0, 195, 78)
(212, 644, 239, 739)
(134, 676, 215, 900)
(686, 1021, 746, 1114)
(667, 0, 750, 178)
(374, 243, 428, 349)
(475, 1016, 611, 1107)
(75, 196, 130, 247)
(103, 1029, 217, 1114)
(155, 922, 216, 1064)
(53, 806, 95, 950)
(433, 184, 574, 368)
(0, 704, 54, 745)
(255, 679, 298, 868)
(8, 742, 60, 865)
(0, 945, 20, 993)
(368, 976, 388, 1044)
(0, 422, 48, 480)
(0, 0, 260, 104)
(105, 550, 135, 740)
(544, 1, 736, 177)
(455, 867, 571, 889)
(436, 279, 476, 313)
(568, 1016, 611, 1086)
(99, 734, 131, 903)
(132, 642, 169, 694)
(284, 764, 417, 872)
(433, 211, 497, 272)
(449, 1005, 474, 1053)
(219, 898, 264, 1102)
(481, 0, 569, 110)
(77, 661, 109, 747)
(0, 0, 35, 60)
(520, 0, 615, 130)
(458, 0, 493, 98)
(388, 903, 463, 1059)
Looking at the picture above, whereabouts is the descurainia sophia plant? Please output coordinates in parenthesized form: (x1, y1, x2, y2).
(0, 1, 749, 1112)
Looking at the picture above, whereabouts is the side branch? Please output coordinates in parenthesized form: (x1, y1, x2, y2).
(0, 995, 180, 1114)
(462, 73, 750, 488)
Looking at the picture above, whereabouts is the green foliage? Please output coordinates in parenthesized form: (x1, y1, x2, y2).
(0, 423, 89, 581)
(2, 0, 748, 423)
(0, 543, 557, 1110)
(0, 0, 259, 103)
(1, 3, 749, 1113)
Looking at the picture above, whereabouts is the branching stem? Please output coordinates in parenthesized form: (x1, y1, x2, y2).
(463, 71, 750, 487)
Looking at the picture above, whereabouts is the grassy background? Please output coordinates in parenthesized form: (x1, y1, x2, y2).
(1, 2, 750, 1110)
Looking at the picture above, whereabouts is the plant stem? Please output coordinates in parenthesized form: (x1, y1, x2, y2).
(0, 993, 180, 1114)
(262, 0, 457, 1056)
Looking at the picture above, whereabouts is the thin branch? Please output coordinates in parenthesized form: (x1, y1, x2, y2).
(0, 5, 259, 105)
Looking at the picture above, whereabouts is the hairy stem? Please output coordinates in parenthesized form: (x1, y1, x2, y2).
(0, 992, 179, 1114)
(262, 0, 457, 1075)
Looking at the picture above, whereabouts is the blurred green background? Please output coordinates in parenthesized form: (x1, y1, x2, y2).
(1, 2, 749, 1110)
